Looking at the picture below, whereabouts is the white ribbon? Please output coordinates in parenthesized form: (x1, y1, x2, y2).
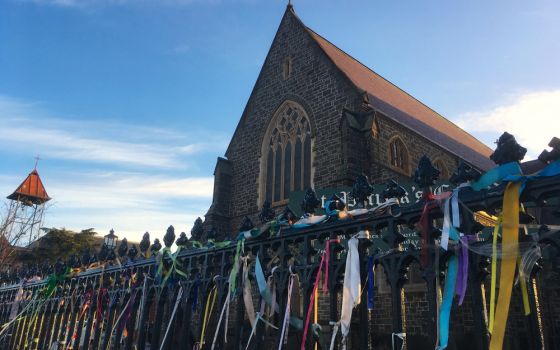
(278, 272, 296, 350)
(340, 236, 361, 337)
(451, 187, 461, 228)
(441, 198, 452, 250)
(392, 332, 405, 350)
(9, 286, 23, 320)
(329, 321, 340, 350)
(159, 287, 183, 350)
(210, 289, 231, 350)
(442, 185, 465, 251)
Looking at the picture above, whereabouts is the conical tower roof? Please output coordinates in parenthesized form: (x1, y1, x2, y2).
(7, 169, 51, 205)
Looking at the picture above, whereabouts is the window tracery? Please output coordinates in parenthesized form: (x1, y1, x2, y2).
(261, 101, 312, 204)
(389, 136, 409, 174)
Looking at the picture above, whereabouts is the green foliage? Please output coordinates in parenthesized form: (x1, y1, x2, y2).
(28, 227, 98, 263)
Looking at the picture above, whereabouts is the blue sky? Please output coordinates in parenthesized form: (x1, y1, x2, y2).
(1, 0, 559, 242)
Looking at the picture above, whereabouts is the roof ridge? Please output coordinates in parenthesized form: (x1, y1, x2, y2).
(304, 27, 492, 153)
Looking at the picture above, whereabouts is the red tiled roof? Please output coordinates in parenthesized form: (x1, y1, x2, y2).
(306, 28, 495, 170)
(7, 169, 51, 205)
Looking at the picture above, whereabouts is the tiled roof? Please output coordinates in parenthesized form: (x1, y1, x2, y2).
(306, 28, 495, 170)
(7, 169, 51, 205)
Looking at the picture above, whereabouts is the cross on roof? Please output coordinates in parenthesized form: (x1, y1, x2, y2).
(33, 155, 41, 170)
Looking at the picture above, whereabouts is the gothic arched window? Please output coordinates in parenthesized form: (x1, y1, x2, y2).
(389, 136, 409, 174)
(433, 158, 449, 180)
(261, 101, 313, 205)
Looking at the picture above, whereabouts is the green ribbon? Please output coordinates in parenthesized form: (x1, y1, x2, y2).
(157, 247, 189, 287)
(228, 239, 244, 298)
(43, 267, 71, 298)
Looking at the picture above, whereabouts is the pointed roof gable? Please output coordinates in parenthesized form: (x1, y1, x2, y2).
(304, 27, 495, 170)
(7, 169, 51, 205)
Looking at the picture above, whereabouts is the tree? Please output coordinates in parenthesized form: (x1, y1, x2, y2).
(25, 228, 98, 264)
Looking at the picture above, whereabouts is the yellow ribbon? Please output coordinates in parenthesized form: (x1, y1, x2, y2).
(488, 216, 502, 333)
(200, 285, 217, 350)
(489, 182, 520, 350)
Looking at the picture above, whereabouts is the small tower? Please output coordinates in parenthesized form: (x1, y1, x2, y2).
(2, 165, 51, 247)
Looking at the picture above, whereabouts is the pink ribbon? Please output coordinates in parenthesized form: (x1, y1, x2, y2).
(301, 238, 339, 350)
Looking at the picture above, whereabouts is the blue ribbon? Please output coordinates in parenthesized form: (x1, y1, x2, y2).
(471, 162, 522, 191)
(367, 256, 375, 310)
(438, 224, 460, 350)
(471, 160, 560, 193)
(438, 255, 458, 350)
(191, 277, 200, 312)
(255, 255, 273, 305)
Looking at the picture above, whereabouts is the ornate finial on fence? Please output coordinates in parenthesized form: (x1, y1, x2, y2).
(259, 200, 275, 223)
(239, 216, 254, 232)
(107, 248, 116, 261)
(301, 188, 320, 215)
(98, 244, 109, 262)
(349, 174, 374, 208)
(118, 238, 129, 259)
(490, 132, 526, 165)
(54, 258, 66, 275)
(70, 254, 81, 269)
(176, 232, 188, 247)
(191, 217, 204, 241)
(128, 244, 138, 261)
(280, 206, 296, 223)
(382, 180, 406, 201)
(139, 232, 150, 257)
(151, 239, 162, 254)
(164, 225, 176, 248)
(413, 155, 440, 189)
(326, 194, 346, 213)
(450, 161, 481, 185)
(82, 250, 92, 266)
(538, 137, 560, 164)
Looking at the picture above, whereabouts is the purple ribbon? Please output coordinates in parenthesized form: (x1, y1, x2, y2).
(455, 236, 472, 305)
(367, 256, 375, 310)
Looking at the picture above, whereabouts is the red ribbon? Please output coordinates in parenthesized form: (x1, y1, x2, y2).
(301, 238, 339, 350)
(96, 288, 108, 322)
(418, 192, 451, 268)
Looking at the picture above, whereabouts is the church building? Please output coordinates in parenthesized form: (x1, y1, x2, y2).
(205, 5, 493, 237)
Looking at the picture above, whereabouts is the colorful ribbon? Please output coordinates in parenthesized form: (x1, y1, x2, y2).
(489, 182, 521, 350)
(199, 285, 218, 350)
(418, 192, 452, 267)
(156, 247, 189, 287)
(340, 236, 361, 338)
(278, 271, 298, 350)
(159, 287, 183, 350)
(455, 236, 470, 305)
(300, 238, 338, 350)
(367, 256, 375, 310)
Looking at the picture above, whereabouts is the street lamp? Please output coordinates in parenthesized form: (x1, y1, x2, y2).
(104, 229, 118, 250)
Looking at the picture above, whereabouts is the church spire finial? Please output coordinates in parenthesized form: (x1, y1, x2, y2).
(287, 0, 293, 9)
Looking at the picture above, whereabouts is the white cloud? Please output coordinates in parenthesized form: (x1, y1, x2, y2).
(47, 171, 213, 209)
(455, 90, 560, 159)
(0, 94, 221, 243)
(42, 172, 213, 241)
(0, 95, 227, 168)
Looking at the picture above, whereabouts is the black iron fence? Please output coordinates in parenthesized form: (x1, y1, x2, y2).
(1, 134, 559, 350)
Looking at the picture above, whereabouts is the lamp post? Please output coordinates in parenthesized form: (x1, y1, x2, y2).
(104, 229, 118, 250)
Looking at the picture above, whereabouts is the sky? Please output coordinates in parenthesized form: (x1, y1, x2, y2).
(0, 0, 559, 243)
